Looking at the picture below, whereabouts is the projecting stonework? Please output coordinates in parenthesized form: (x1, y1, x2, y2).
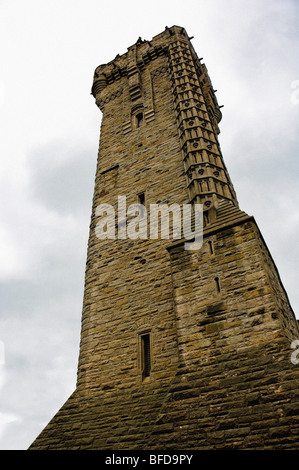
(29, 26, 299, 450)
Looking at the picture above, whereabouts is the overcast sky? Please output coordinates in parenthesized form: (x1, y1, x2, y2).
(0, 0, 298, 450)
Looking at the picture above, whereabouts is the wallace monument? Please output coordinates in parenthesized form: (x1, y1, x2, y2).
(29, 26, 299, 450)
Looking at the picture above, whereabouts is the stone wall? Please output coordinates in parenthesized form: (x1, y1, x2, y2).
(29, 26, 299, 450)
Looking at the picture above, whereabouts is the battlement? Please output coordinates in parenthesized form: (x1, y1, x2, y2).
(92, 25, 222, 128)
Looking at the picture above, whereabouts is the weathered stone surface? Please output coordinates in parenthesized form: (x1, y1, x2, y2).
(29, 25, 299, 450)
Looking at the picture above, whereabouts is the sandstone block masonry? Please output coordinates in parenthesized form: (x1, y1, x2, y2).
(29, 26, 299, 450)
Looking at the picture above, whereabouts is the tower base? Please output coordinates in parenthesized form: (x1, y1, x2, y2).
(29, 209, 299, 450)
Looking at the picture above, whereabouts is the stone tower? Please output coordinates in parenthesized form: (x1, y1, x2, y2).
(30, 26, 299, 450)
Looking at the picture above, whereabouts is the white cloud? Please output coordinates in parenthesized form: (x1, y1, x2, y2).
(0, 413, 19, 441)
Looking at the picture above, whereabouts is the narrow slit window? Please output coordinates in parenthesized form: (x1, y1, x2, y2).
(141, 333, 151, 378)
(138, 191, 145, 205)
(204, 211, 210, 226)
(215, 276, 221, 293)
(208, 240, 214, 255)
(136, 112, 143, 128)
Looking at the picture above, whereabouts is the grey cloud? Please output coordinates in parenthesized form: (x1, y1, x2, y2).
(27, 140, 97, 216)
